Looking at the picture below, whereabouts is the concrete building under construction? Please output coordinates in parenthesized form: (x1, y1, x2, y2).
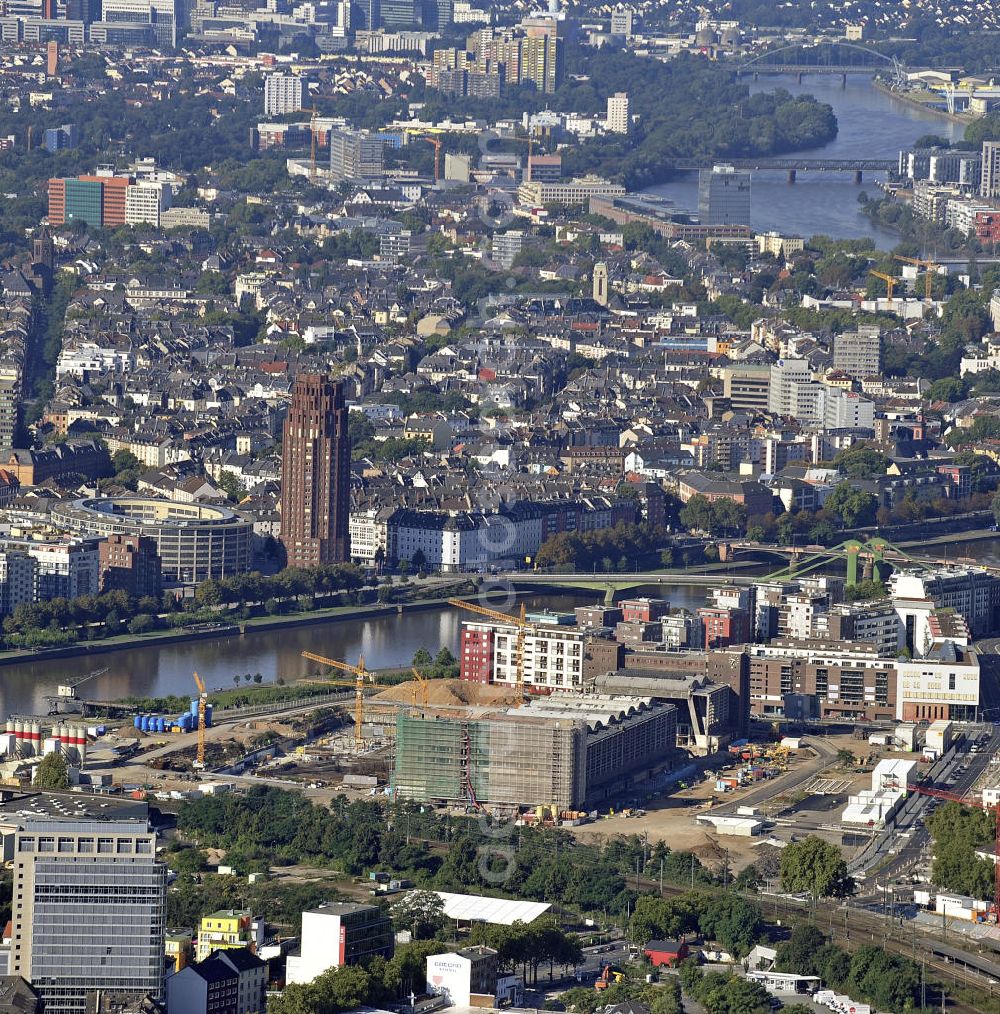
(391, 695, 677, 811)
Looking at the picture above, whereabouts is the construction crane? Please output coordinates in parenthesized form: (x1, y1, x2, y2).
(894, 254, 940, 300)
(420, 136, 442, 183)
(309, 104, 319, 184)
(411, 667, 429, 708)
(193, 671, 207, 769)
(911, 783, 1000, 919)
(869, 269, 897, 301)
(300, 651, 385, 748)
(448, 598, 530, 703)
(44, 667, 109, 715)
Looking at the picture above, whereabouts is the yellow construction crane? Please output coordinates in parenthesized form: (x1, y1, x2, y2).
(447, 598, 530, 703)
(411, 667, 429, 708)
(301, 651, 383, 748)
(869, 269, 897, 301)
(420, 135, 442, 183)
(193, 671, 207, 769)
(894, 254, 939, 300)
(309, 104, 319, 184)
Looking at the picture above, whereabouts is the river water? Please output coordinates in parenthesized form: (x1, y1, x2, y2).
(0, 587, 712, 716)
(645, 73, 965, 246)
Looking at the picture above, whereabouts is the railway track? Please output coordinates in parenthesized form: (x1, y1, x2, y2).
(651, 879, 990, 1013)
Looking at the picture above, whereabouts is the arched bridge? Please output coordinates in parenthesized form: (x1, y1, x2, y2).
(736, 41, 913, 86)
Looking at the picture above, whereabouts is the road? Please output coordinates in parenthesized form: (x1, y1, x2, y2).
(712, 734, 840, 816)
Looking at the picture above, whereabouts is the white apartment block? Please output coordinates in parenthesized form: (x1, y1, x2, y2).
(125, 180, 170, 227)
(264, 73, 305, 116)
(606, 92, 629, 133)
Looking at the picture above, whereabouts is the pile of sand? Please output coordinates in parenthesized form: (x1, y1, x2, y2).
(374, 678, 522, 708)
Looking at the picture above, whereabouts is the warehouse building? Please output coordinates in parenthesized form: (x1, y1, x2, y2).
(391, 695, 677, 810)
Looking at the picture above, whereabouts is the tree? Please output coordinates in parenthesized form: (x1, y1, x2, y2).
(390, 889, 445, 940)
(832, 444, 888, 480)
(824, 482, 877, 528)
(412, 647, 433, 668)
(112, 449, 140, 474)
(434, 647, 457, 673)
(779, 836, 853, 899)
(926, 376, 968, 403)
(34, 751, 70, 790)
(218, 471, 247, 504)
(411, 549, 427, 572)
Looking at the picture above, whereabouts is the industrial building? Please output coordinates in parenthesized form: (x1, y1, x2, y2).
(841, 757, 917, 827)
(391, 695, 677, 810)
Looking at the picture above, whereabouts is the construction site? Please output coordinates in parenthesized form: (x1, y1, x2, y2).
(390, 693, 678, 812)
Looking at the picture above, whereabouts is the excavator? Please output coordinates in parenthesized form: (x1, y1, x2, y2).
(594, 964, 625, 992)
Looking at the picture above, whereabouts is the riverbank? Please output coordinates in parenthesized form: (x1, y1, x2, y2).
(0, 588, 473, 671)
(871, 78, 973, 125)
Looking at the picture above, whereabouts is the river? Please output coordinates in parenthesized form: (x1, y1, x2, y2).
(644, 73, 965, 246)
(0, 587, 714, 716)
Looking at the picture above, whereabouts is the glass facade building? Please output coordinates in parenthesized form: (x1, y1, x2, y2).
(11, 818, 167, 1013)
(697, 165, 751, 226)
(63, 178, 102, 227)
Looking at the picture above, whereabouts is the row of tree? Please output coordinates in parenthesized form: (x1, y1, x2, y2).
(776, 924, 923, 1012)
(534, 522, 672, 572)
(0, 563, 368, 647)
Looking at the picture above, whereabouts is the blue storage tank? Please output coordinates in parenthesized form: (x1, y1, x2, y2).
(133, 716, 142, 729)
(140, 717, 149, 732)
(204, 704, 213, 728)
(97, 725, 106, 735)
(156, 718, 165, 733)
(190, 699, 199, 718)
(182, 715, 193, 732)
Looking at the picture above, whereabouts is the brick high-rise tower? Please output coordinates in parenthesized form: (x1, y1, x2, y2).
(280, 374, 351, 567)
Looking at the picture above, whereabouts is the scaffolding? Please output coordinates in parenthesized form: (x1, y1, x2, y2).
(391, 710, 582, 811)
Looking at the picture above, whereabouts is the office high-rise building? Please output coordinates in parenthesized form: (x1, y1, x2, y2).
(329, 128, 385, 180)
(606, 91, 629, 133)
(698, 164, 751, 226)
(100, 0, 179, 46)
(832, 325, 882, 379)
(981, 141, 1000, 199)
(280, 374, 350, 567)
(264, 73, 304, 116)
(0, 364, 20, 449)
(379, 0, 414, 26)
(350, 0, 377, 28)
(609, 5, 632, 35)
(420, 0, 451, 30)
(11, 818, 167, 1013)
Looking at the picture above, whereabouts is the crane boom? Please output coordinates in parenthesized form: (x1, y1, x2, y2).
(894, 254, 938, 300)
(192, 671, 207, 768)
(448, 598, 529, 702)
(411, 667, 429, 707)
(869, 269, 896, 300)
(912, 782, 1000, 919)
(300, 651, 376, 748)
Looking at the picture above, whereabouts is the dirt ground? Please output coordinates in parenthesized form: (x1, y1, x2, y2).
(569, 731, 897, 873)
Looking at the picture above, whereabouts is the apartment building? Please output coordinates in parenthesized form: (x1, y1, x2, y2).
(460, 614, 587, 690)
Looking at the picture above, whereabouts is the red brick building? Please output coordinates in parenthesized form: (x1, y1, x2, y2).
(460, 627, 494, 683)
(698, 606, 751, 648)
(279, 374, 351, 567)
(620, 597, 670, 623)
(99, 534, 162, 597)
